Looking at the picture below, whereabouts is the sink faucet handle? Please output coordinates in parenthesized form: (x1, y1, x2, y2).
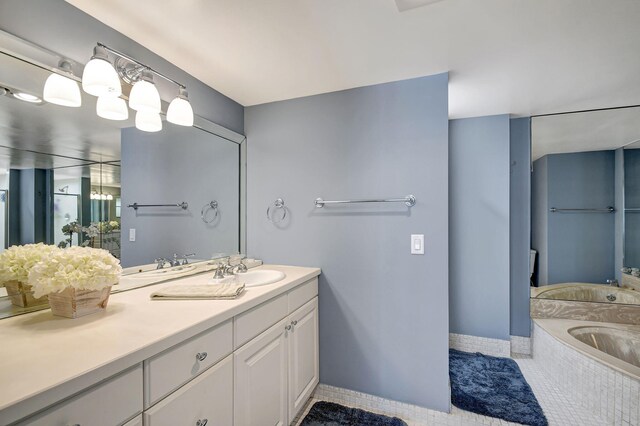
(181, 253, 196, 265)
(154, 258, 169, 269)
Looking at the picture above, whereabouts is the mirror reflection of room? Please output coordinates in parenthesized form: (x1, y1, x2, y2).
(530, 106, 640, 306)
(0, 41, 243, 317)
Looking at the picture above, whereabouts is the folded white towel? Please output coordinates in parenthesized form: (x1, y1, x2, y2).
(150, 282, 245, 300)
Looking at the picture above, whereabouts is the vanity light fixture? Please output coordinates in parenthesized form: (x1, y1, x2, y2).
(43, 60, 81, 107)
(96, 96, 128, 121)
(82, 43, 194, 131)
(81, 45, 122, 97)
(167, 87, 194, 126)
(129, 70, 161, 113)
(135, 110, 162, 132)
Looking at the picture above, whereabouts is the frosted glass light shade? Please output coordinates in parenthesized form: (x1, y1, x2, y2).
(43, 73, 81, 107)
(167, 96, 194, 126)
(82, 58, 121, 97)
(97, 96, 128, 121)
(135, 111, 162, 132)
(129, 80, 161, 113)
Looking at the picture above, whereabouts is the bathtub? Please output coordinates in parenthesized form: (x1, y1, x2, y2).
(532, 319, 640, 423)
(569, 325, 640, 368)
(532, 282, 640, 304)
(535, 318, 640, 379)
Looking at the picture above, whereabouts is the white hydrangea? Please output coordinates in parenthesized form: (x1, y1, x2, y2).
(28, 247, 122, 298)
(0, 244, 60, 284)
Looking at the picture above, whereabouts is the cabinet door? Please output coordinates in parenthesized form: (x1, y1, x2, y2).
(123, 414, 142, 426)
(144, 355, 233, 426)
(288, 297, 319, 420)
(234, 318, 289, 426)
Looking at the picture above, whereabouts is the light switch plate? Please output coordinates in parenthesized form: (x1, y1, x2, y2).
(129, 228, 136, 242)
(411, 234, 424, 254)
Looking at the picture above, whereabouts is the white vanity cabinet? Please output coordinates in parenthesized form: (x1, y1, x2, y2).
(3, 269, 320, 426)
(16, 364, 143, 426)
(234, 296, 319, 426)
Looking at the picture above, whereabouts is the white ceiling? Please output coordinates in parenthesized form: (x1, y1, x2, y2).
(532, 107, 640, 160)
(66, 0, 640, 118)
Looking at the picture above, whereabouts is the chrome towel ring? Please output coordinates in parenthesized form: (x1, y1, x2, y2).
(201, 201, 219, 224)
(267, 198, 287, 224)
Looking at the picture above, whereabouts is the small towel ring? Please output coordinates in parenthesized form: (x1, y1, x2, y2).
(201, 201, 219, 224)
(267, 198, 287, 224)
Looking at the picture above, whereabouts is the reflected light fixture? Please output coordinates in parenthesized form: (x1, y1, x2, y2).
(43, 60, 81, 107)
(135, 110, 162, 132)
(167, 87, 194, 126)
(82, 45, 121, 97)
(90, 192, 114, 201)
(129, 70, 161, 113)
(12, 92, 43, 103)
(96, 96, 128, 121)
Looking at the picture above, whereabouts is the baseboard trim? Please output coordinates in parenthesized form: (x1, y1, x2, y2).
(448, 333, 532, 357)
(312, 384, 449, 422)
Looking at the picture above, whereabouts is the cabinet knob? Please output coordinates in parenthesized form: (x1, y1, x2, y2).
(196, 352, 208, 361)
(291, 320, 298, 326)
(196, 420, 208, 426)
(285, 324, 292, 331)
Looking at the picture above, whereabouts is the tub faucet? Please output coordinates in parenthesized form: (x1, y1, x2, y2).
(606, 279, 619, 287)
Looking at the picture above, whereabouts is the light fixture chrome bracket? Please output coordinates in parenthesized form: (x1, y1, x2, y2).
(114, 57, 144, 85)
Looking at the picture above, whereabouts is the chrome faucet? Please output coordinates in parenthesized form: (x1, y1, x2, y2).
(607, 279, 619, 287)
(155, 258, 170, 269)
(213, 257, 230, 279)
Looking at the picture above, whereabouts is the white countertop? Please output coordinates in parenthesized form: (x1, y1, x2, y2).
(0, 264, 320, 424)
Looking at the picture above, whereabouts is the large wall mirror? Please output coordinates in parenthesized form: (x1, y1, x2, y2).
(530, 106, 640, 307)
(0, 36, 246, 318)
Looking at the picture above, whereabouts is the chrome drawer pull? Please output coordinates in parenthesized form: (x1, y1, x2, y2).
(196, 352, 208, 361)
(285, 324, 292, 331)
(291, 320, 298, 326)
(196, 420, 208, 426)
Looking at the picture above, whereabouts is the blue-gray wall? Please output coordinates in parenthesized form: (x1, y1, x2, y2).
(510, 118, 531, 337)
(121, 126, 240, 267)
(615, 148, 624, 281)
(0, 0, 243, 134)
(532, 151, 615, 285)
(449, 115, 511, 341)
(246, 74, 450, 411)
(624, 149, 640, 268)
(531, 156, 549, 284)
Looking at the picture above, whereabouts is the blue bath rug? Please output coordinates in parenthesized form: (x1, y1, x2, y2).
(300, 401, 407, 426)
(449, 349, 548, 426)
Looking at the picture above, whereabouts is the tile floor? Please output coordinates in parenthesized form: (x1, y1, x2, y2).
(294, 356, 609, 426)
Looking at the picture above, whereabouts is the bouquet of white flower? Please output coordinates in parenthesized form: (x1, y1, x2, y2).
(0, 243, 59, 284)
(28, 246, 122, 299)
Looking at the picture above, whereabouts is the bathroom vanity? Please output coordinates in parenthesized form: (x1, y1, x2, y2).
(0, 265, 320, 426)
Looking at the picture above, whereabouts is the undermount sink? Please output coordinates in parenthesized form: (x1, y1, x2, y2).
(237, 269, 286, 287)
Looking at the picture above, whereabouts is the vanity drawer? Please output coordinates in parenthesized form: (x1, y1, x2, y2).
(144, 320, 233, 408)
(143, 354, 233, 426)
(288, 278, 318, 313)
(234, 293, 288, 349)
(17, 364, 142, 426)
